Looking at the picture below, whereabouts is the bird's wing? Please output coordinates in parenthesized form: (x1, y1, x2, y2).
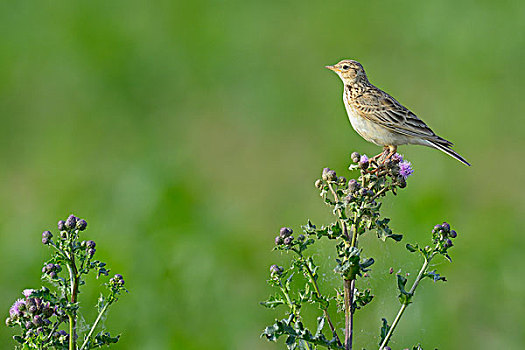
(352, 87, 452, 145)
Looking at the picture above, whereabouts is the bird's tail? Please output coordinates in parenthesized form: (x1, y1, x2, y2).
(426, 140, 471, 166)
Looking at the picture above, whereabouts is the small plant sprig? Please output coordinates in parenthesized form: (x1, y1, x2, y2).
(261, 152, 458, 350)
(379, 222, 457, 350)
(5, 215, 127, 350)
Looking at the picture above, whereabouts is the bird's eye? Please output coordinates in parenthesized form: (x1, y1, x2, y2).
(342, 65, 350, 70)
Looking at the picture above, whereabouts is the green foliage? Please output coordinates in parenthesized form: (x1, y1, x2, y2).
(5, 215, 127, 350)
(262, 153, 459, 349)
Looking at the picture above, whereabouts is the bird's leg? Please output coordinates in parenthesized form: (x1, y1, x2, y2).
(384, 145, 397, 161)
(370, 146, 398, 174)
(371, 146, 389, 163)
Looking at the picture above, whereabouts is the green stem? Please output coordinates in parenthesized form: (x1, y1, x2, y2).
(279, 280, 297, 317)
(44, 321, 62, 342)
(65, 239, 79, 350)
(379, 255, 433, 350)
(79, 301, 111, 350)
(328, 182, 358, 350)
(369, 186, 389, 202)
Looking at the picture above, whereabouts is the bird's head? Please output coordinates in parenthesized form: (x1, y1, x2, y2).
(325, 59, 367, 84)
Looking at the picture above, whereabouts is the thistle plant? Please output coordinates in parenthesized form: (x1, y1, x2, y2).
(261, 152, 458, 349)
(5, 215, 127, 350)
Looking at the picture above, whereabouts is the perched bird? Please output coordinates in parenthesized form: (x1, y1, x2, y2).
(326, 59, 470, 166)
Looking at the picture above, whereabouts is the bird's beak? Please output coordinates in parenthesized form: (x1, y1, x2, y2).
(325, 65, 339, 72)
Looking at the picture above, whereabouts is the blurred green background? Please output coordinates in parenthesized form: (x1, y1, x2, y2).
(1, 0, 524, 349)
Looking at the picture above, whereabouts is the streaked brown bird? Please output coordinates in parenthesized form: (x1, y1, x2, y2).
(326, 59, 470, 166)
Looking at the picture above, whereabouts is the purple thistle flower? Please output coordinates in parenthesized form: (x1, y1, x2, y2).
(10, 299, 26, 317)
(23, 289, 35, 298)
(360, 154, 369, 163)
(399, 160, 414, 179)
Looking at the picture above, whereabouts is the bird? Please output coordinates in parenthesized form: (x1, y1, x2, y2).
(326, 59, 470, 166)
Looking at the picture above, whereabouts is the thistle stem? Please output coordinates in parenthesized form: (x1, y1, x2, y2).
(327, 182, 358, 350)
(65, 240, 79, 350)
(80, 302, 110, 350)
(379, 255, 433, 350)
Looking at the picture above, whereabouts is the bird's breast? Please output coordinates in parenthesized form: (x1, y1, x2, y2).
(342, 91, 410, 146)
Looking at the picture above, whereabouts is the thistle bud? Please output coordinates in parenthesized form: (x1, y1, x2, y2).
(65, 215, 77, 229)
(45, 263, 54, 273)
(359, 188, 369, 197)
(351, 152, 361, 163)
(283, 236, 294, 245)
(279, 227, 292, 238)
(113, 274, 125, 285)
(32, 315, 43, 326)
(322, 168, 337, 181)
(450, 230, 457, 238)
(348, 179, 360, 193)
(76, 219, 87, 231)
(57, 220, 66, 231)
(270, 264, 283, 277)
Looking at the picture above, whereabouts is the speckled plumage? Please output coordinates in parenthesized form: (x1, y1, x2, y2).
(326, 59, 470, 166)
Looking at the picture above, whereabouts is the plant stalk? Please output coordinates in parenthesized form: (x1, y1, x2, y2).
(65, 239, 79, 350)
(379, 256, 432, 349)
(80, 301, 111, 350)
(328, 182, 361, 350)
